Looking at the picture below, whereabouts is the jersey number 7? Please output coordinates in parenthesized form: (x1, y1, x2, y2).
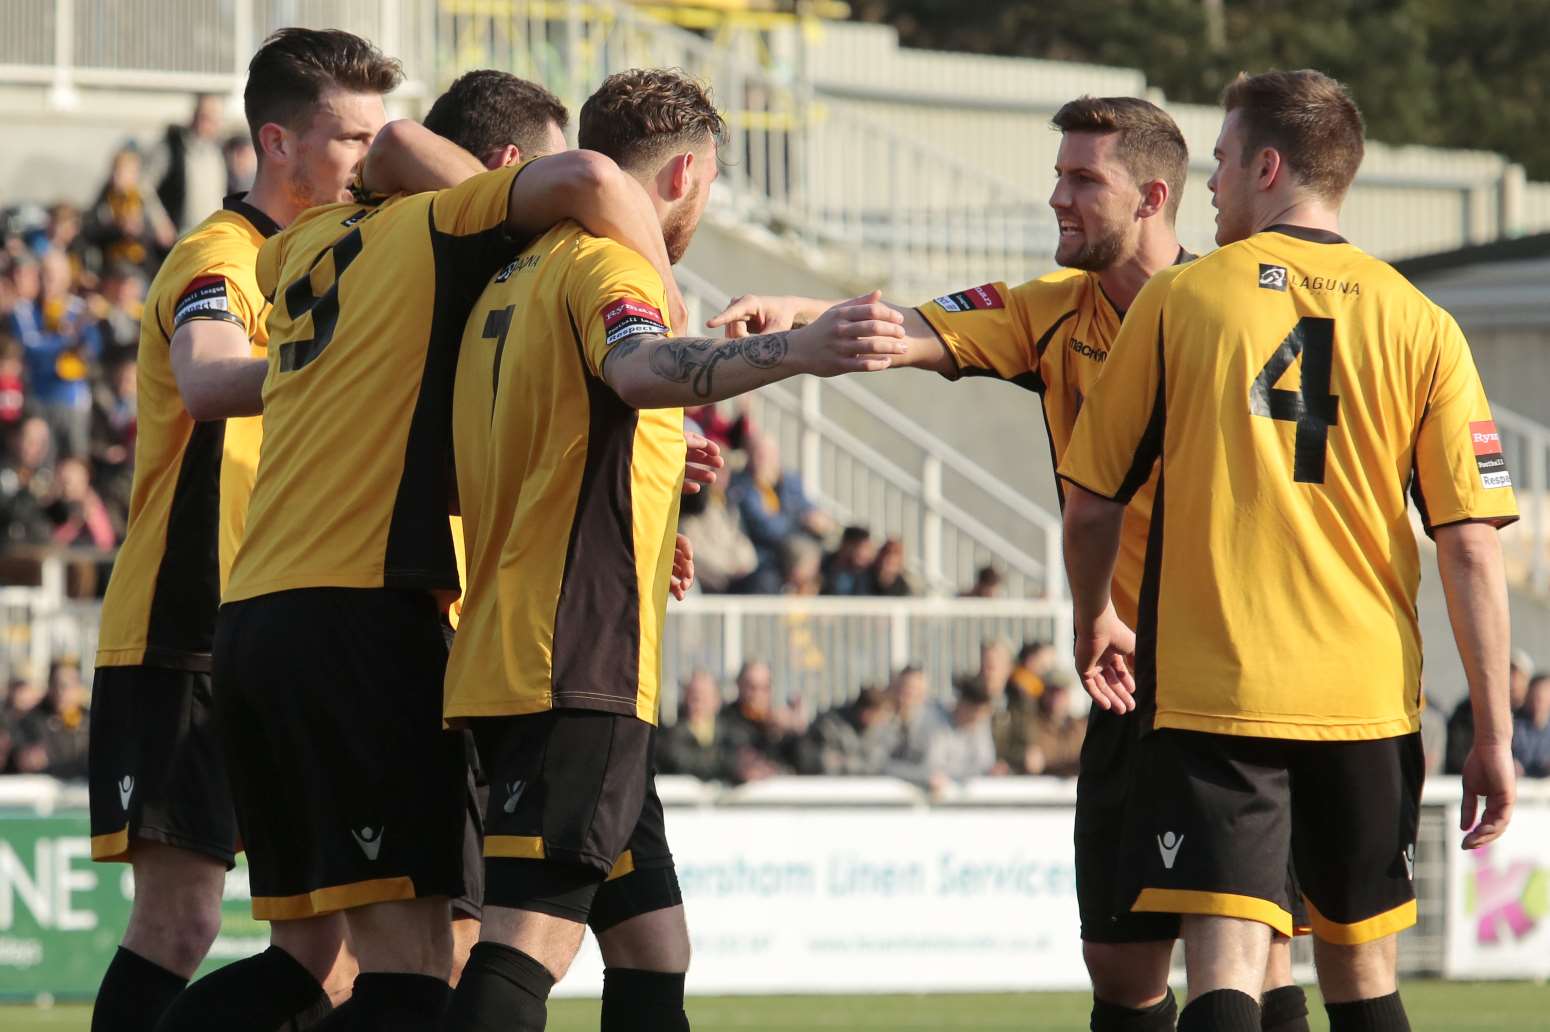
(1249, 315, 1341, 484)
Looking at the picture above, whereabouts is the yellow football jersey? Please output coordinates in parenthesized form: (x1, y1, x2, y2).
(917, 261, 1189, 626)
(447, 222, 684, 724)
(96, 197, 274, 670)
(225, 164, 528, 604)
(1059, 225, 1519, 741)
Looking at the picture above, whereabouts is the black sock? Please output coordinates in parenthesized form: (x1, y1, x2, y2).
(1261, 985, 1310, 1032)
(440, 942, 554, 1032)
(93, 947, 189, 1032)
(1179, 989, 1261, 1032)
(152, 945, 332, 1032)
(1091, 993, 1178, 1031)
(348, 972, 450, 1032)
(1326, 992, 1411, 1032)
(602, 968, 689, 1032)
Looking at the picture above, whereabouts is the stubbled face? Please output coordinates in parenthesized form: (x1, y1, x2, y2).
(1207, 110, 1259, 246)
(661, 137, 719, 265)
(1049, 131, 1142, 271)
(285, 89, 387, 209)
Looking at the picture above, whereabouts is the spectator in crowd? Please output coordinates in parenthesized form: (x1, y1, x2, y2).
(44, 203, 89, 285)
(1447, 647, 1534, 774)
(720, 659, 801, 782)
(90, 357, 137, 523)
(780, 535, 824, 595)
(1513, 674, 1550, 777)
(921, 678, 997, 795)
(145, 93, 229, 232)
(47, 455, 118, 596)
(0, 415, 56, 544)
(882, 663, 946, 784)
(3, 672, 48, 773)
(85, 146, 175, 274)
(1016, 670, 1086, 777)
(867, 536, 914, 596)
(963, 638, 1015, 766)
(796, 685, 897, 776)
(20, 658, 91, 778)
(223, 133, 258, 196)
(677, 465, 757, 593)
(90, 262, 146, 367)
(658, 669, 735, 782)
(0, 338, 26, 426)
(821, 525, 876, 595)
(729, 433, 834, 593)
(8, 250, 101, 457)
(1009, 639, 1056, 702)
(959, 563, 1004, 598)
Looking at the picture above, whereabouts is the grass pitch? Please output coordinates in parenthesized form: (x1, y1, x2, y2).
(4, 982, 1547, 1029)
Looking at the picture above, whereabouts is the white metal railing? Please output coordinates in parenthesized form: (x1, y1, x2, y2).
(660, 594, 1069, 723)
(0, 0, 434, 104)
(432, 0, 1056, 295)
(1495, 404, 1550, 596)
(675, 265, 1065, 600)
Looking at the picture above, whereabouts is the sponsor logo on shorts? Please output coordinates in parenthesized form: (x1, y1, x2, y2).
(1470, 420, 1513, 489)
(118, 775, 134, 810)
(173, 276, 231, 325)
(502, 781, 527, 815)
(602, 298, 669, 346)
(351, 826, 384, 861)
(933, 283, 1004, 313)
(1258, 264, 1288, 291)
(1157, 831, 1184, 870)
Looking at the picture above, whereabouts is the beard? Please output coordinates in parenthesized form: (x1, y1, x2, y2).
(1055, 220, 1128, 272)
(661, 181, 704, 265)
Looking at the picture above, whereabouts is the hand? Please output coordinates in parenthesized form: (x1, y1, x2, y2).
(707, 294, 813, 338)
(788, 291, 906, 377)
(1460, 742, 1515, 849)
(663, 275, 689, 336)
(1074, 604, 1137, 713)
(670, 533, 695, 601)
(682, 429, 724, 495)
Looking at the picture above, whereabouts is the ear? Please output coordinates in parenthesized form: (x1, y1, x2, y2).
(256, 122, 289, 164)
(665, 151, 694, 202)
(1136, 178, 1169, 220)
(485, 144, 521, 170)
(1256, 147, 1284, 192)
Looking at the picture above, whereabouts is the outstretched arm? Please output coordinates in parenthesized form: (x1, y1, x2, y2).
(602, 292, 906, 409)
(708, 293, 953, 375)
(361, 119, 486, 196)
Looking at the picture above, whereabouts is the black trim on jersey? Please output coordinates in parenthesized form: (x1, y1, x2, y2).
(223, 194, 281, 239)
(142, 419, 225, 670)
(1407, 457, 1435, 536)
(380, 209, 509, 591)
(1264, 224, 1348, 246)
(1034, 309, 1080, 364)
(1112, 327, 1168, 504)
(550, 304, 644, 717)
(1133, 466, 1165, 730)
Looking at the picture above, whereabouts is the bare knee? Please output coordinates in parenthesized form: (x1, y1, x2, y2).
(344, 897, 453, 978)
(450, 915, 481, 987)
(597, 906, 690, 973)
(1314, 935, 1397, 1003)
(1263, 935, 1296, 991)
(1083, 939, 1173, 1009)
(480, 906, 587, 982)
(270, 913, 352, 990)
(122, 845, 227, 976)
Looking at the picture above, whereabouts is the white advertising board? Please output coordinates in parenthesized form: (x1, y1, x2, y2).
(556, 806, 1087, 996)
(1444, 801, 1550, 980)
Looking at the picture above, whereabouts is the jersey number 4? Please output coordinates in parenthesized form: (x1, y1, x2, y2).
(278, 227, 365, 372)
(1250, 316, 1341, 484)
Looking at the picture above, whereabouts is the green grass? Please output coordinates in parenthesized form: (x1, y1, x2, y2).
(5, 982, 1548, 1030)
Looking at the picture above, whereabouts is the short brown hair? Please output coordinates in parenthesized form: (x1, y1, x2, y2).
(244, 28, 403, 149)
(1220, 69, 1365, 202)
(1052, 96, 1189, 221)
(423, 70, 568, 159)
(578, 69, 727, 172)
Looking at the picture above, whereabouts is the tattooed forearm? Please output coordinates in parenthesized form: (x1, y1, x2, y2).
(646, 332, 791, 398)
(610, 336, 644, 362)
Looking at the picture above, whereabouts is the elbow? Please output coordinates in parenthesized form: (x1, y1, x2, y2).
(183, 392, 219, 423)
(610, 376, 655, 411)
(559, 149, 623, 202)
(1436, 522, 1502, 570)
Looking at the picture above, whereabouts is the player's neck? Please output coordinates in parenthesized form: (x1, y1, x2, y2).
(242, 172, 304, 231)
(1253, 197, 1341, 239)
(1098, 231, 1182, 313)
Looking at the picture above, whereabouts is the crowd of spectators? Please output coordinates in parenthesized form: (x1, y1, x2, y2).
(0, 95, 256, 596)
(1432, 649, 1550, 779)
(657, 638, 1090, 794)
(1, 658, 91, 777)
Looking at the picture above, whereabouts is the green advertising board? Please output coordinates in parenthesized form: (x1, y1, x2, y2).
(0, 809, 265, 1001)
